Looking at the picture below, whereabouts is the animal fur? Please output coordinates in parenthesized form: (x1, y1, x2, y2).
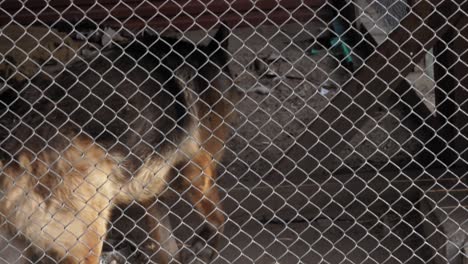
(0, 25, 238, 263)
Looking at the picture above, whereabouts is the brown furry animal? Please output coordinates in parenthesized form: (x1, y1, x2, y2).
(0, 25, 238, 263)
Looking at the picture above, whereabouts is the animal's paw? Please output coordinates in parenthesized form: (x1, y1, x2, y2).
(101, 247, 152, 264)
(100, 251, 127, 264)
(179, 237, 218, 263)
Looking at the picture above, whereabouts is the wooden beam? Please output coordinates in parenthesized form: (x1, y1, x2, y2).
(286, 0, 465, 173)
(0, 0, 327, 30)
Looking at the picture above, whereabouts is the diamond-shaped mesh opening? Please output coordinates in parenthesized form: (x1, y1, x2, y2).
(0, 0, 466, 263)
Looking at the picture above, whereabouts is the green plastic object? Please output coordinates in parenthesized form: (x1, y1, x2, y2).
(310, 37, 353, 64)
(330, 37, 353, 63)
(310, 48, 320, 55)
(311, 18, 354, 65)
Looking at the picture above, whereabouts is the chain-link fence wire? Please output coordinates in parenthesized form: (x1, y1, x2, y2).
(0, 0, 466, 263)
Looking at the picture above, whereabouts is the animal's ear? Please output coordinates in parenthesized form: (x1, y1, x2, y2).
(208, 23, 230, 52)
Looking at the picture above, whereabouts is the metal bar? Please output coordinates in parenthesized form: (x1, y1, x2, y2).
(442, 15, 468, 170)
(433, 21, 459, 167)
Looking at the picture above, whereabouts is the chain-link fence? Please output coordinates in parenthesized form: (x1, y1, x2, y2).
(0, 0, 466, 263)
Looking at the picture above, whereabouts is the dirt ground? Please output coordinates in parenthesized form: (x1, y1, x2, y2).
(214, 21, 435, 188)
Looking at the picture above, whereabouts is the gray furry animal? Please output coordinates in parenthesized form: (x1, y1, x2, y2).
(359, 0, 408, 32)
